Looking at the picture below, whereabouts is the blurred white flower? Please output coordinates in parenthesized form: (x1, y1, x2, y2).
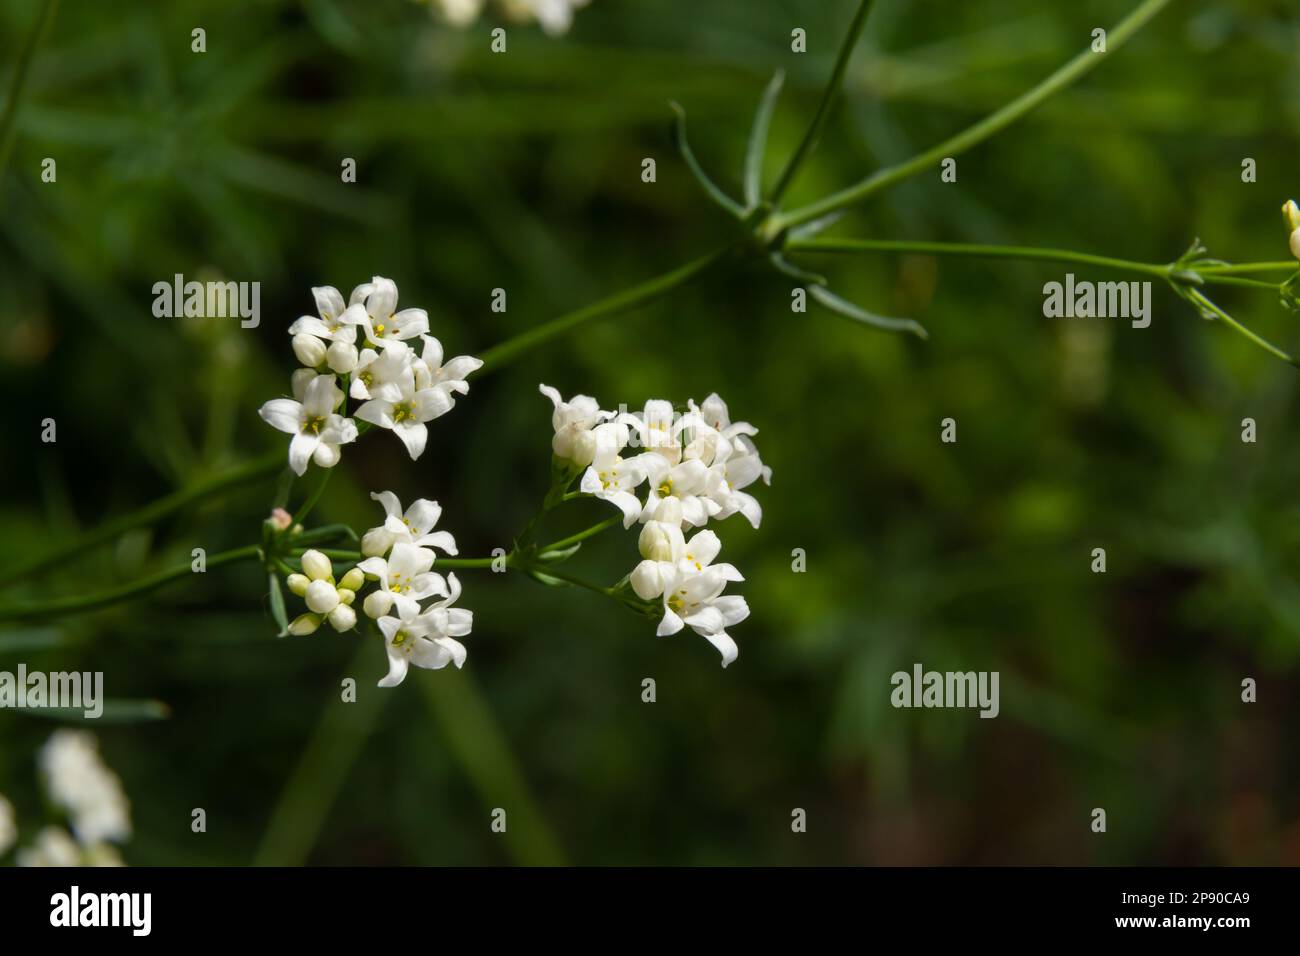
(361, 491, 460, 558)
(376, 574, 473, 687)
(358, 543, 447, 618)
(0, 793, 14, 857)
(259, 373, 358, 476)
(503, 0, 592, 35)
(39, 731, 131, 845)
(17, 826, 81, 867)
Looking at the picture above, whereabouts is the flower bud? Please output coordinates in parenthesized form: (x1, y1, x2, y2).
(326, 340, 358, 374)
(570, 429, 597, 466)
(300, 549, 332, 581)
(1293, 229, 1300, 262)
(1284, 201, 1300, 261)
(363, 590, 392, 619)
(287, 613, 322, 636)
(305, 579, 340, 614)
(336, 587, 356, 606)
(638, 520, 683, 562)
(339, 568, 365, 591)
(269, 508, 293, 531)
(292, 333, 327, 368)
(361, 528, 393, 558)
(630, 560, 666, 600)
(327, 604, 357, 632)
(286, 573, 310, 597)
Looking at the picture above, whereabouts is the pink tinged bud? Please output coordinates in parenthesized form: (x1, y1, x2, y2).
(270, 508, 293, 531)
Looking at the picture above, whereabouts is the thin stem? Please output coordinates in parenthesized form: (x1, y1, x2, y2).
(788, 237, 1286, 290)
(0, 545, 261, 622)
(293, 466, 333, 526)
(476, 244, 737, 370)
(0, 0, 60, 186)
(768, 0, 876, 205)
(531, 565, 614, 597)
(1198, 262, 1298, 276)
(560, 491, 589, 503)
(773, 0, 1176, 230)
(2, 450, 283, 587)
(539, 516, 621, 554)
(1186, 289, 1297, 367)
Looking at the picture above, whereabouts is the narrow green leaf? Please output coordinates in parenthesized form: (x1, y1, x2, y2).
(809, 284, 929, 340)
(0, 628, 71, 653)
(669, 102, 745, 219)
(744, 70, 784, 209)
(16, 699, 171, 723)
(268, 573, 289, 637)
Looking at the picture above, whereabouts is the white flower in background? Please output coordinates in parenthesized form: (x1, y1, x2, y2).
(259, 373, 358, 475)
(358, 543, 447, 618)
(413, 334, 482, 407)
(17, 826, 81, 867)
(39, 731, 131, 845)
(361, 491, 460, 558)
(345, 276, 430, 350)
(539, 383, 607, 466)
(653, 562, 749, 667)
(350, 340, 416, 402)
(285, 551, 361, 634)
(355, 370, 454, 460)
(0, 793, 14, 857)
(580, 427, 648, 528)
(376, 573, 473, 687)
(503, 0, 592, 35)
(637, 455, 716, 527)
(433, 0, 486, 27)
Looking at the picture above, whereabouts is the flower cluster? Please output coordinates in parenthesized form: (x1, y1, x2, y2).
(284, 492, 473, 688)
(259, 276, 481, 475)
(429, 0, 593, 36)
(0, 731, 133, 867)
(540, 385, 771, 667)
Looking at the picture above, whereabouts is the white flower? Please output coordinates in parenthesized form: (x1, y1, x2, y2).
(286, 551, 358, 633)
(632, 527, 737, 601)
(39, 731, 131, 845)
(503, 0, 592, 35)
(376, 573, 473, 687)
(413, 334, 482, 407)
(345, 276, 429, 349)
(539, 383, 607, 465)
(637, 455, 716, 527)
(358, 543, 447, 618)
(654, 560, 748, 667)
(361, 491, 460, 558)
(17, 826, 81, 867)
(259, 373, 358, 476)
(579, 427, 648, 528)
(0, 793, 14, 857)
(350, 340, 416, 402)
(355, 371, 454, 460)
(288, 286, 362, 345)
(433, 0, 486, 27)
(326, 339, 359, 374)
(703, 435, 769, 529)
(620, 398, 684, 464)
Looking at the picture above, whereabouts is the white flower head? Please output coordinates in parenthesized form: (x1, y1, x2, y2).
(17, 826, 81, 867)
(358, 542, 447, 618)
(259, 373, 358, 476)
(350, 340, 416, 403)
(345, 276, 429, 350)
(355, 370, 455, 461)
(502, 0, 592, 36)
(434, 0, 487, 27)
(376, 573, 473, 687)
(654, 558, 748, 668)
(361, 491, 460, 558)
(39, 731, 131, 845)
(579, 426, 648, 528)
(287, 550, 358, 633)
(539, 383, 608, 466)
(414, 335, 482, 408)
(288, 286, 362, 346)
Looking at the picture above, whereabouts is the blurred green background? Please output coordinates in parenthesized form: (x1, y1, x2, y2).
(2, 0, 1299, 865)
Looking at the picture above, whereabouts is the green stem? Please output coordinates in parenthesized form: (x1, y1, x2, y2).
(768, 0, 876, 205)
(476, 244, 736, 370)
(1197, 262, 1298, 276)
(0, 545, 261, 622)
(1185, 289, 1296, 366)
(0, 0, 60, 186)
(2, 450, 283, 587)
(772, 0, 1176, 230)
(539, 515, 621, 554)
(530, 565, 614, 598)
(293, 466, 333, 526)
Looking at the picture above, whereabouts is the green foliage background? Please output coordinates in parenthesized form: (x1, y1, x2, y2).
(1, 0, 1299, 865)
